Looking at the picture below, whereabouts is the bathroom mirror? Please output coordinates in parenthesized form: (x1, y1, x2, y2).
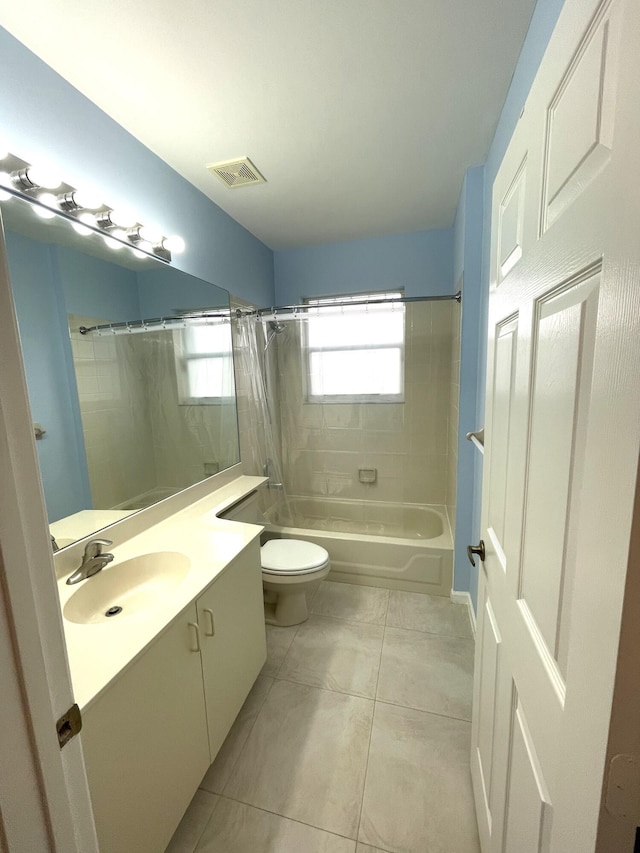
(0, 193, 240, 548)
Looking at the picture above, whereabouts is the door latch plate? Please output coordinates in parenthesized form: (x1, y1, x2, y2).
(606, 754, 640, 820)
(56, 703, 82, 749)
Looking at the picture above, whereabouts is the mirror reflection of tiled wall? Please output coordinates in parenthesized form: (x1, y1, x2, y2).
(70, 314, 239, 510)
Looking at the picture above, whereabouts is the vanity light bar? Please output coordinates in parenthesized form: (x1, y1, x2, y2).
(0, 151, 186, 262)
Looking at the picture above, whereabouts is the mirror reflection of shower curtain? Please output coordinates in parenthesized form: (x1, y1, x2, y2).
(235, 315, 290, 516)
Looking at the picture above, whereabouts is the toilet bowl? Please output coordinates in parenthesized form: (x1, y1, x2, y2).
(218, 491, 330, 627)
(261, 539, 330, 627)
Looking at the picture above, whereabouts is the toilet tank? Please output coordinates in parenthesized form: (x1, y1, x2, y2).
(218, 490, 264, 524)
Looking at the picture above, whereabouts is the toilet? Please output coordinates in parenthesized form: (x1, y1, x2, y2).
(261, 538, 330, 626)
(219, 491, 330, 627)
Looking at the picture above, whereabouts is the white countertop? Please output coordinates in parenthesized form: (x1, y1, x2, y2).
(55, 475, 266, 711)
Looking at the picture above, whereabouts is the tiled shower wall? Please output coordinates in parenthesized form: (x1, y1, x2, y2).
(274, 301, 460, 509)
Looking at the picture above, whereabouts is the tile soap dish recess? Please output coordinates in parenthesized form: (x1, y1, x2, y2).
(359, 468, 377, 484)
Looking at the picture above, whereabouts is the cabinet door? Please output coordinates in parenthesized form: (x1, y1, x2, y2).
(81, 603, 209, 853)
(197, 539, 267, 760)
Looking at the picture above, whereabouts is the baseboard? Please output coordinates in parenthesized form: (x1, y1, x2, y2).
(450, 590, 476, 639)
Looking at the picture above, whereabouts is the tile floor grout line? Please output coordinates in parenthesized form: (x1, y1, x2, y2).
(374, 695, 472, 725)
(355, 619, 387, 847)
(309, 608, 387, 627)
(190, 791, 222, 853)
(209, 677, 276, 799)
(298, 611, 387, 632)
(271, 623, 301, 678)
(384, 622, 473, 641)
(211, 792, 360, 843)
(270, 672, 377, 702)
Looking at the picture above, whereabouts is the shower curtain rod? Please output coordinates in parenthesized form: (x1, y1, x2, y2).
(237, 291, 461, 321)
(79, 291, 461, 335)
(78, 310, 231, 336)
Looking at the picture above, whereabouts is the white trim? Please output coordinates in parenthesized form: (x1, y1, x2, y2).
(451, 589, 476, 638)
(0, 215, 98, 851)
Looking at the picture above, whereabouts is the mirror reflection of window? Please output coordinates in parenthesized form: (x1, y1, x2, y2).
(175, 321, 235, 404)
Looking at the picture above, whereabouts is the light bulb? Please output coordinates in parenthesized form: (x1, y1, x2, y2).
(26, 164, 62, 189)
(0, 150, 8, 161)
(38, 192, 59, 209)
(163, 235, 185, 254)
(0, 171, 12, 188)
(131, 247, 146, 259)
(138, 224, 163, 245)
(103, 235, 123, 250)
(136, 240, 153, 254)
(72, 188, 102, 210)
(109, 208, 137, 228)
(34, 204, 56, 219)
(0, 188, 11, 202)
(72, 221, 92, 236)
(78, 212, 96, 228)
(111, 229, 129, 242)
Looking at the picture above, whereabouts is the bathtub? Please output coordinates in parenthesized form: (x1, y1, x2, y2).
(264, 496, 453, 595)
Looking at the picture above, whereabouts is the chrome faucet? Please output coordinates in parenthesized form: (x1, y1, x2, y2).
(66, 538, 114, 585)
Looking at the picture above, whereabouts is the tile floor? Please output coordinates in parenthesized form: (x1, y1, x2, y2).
(165, 582, 480, 853)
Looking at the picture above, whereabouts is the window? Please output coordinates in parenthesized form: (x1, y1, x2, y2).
(304, 291, 405, 402)
(174, 320, 235, 404)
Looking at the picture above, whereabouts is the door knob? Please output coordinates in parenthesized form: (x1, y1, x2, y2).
(467, 540, 486, 567)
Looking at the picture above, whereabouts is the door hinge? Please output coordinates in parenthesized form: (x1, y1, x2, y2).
(56, 703, 82, 749)
(606, 754, 640, 821)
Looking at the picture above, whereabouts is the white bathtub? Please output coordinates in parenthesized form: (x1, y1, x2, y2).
(264, 496, 453, 595)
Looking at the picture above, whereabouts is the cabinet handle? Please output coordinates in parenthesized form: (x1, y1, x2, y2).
(203, 608, 215, 637)
(188, 622, 201, 652)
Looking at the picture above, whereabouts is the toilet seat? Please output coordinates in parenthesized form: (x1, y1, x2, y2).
(261, 539, 329, 575)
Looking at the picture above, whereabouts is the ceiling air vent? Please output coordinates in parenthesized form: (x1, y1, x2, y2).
(206, 157, 266, 188)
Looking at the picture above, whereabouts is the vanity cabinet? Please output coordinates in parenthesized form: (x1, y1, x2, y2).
(81, 538, 266, 853)
(197, 540, 267, 760)
(81, 602, 209, 853)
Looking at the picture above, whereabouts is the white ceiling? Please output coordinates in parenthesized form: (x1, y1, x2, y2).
(0, 0, 536, 250)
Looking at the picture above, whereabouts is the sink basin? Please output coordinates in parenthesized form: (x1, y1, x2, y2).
(63, 552, 191, 624)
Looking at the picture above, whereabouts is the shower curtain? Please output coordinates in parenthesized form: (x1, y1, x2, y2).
(234, 314, 290, 517)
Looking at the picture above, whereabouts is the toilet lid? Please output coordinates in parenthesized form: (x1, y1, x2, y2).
(261, 539, 329, 573)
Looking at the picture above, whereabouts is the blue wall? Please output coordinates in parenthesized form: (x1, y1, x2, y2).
(274, 228, 454, 304)
(0, 26, 275, 308)
(137, 266, 229, 318)
(58, 248, 140, 322)
(6, 232, 92, 520)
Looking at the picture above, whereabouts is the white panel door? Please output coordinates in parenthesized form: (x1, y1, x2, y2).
(470, 0, 640, 851)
